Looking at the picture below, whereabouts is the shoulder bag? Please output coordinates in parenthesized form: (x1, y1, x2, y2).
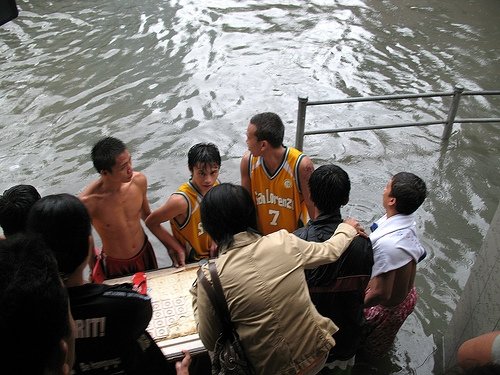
(197, 262, 254, 375)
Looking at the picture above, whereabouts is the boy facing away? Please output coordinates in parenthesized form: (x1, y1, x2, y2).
(294, 165, 373, 372)
(0, 184, 41, 238)
(240, 112, 315, 235)
(360, 172, 427, 360)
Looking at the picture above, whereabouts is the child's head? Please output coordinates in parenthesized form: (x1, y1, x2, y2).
(188, 143, 221, 172)
(187, 143, 221, 194)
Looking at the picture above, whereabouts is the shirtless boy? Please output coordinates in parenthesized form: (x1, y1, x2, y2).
(361, 172, 427, 360)
(80, 137, 171, 280)
(240, 112, 315, 235)
(146, 143, 221, 267)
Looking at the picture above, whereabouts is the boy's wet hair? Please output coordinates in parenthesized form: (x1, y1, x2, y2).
(250, 112, 285, 148)
(309, 165, 350, 214)
(391, 172, 427, 215)
(0, 184, 41, 236)
(188, 143, 221, 172)
(91, 137, 126, 173)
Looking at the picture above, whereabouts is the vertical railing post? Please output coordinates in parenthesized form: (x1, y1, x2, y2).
(295, 95, 308, 151)
(442, 84, 464, 141)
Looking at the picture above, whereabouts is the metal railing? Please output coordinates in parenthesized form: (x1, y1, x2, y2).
(295, 85, 500, 151)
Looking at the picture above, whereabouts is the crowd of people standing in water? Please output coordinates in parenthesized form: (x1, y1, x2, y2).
(2, 111, 494, 375)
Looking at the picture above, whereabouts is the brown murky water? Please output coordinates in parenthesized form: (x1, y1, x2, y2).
(1, 1, 499, 373)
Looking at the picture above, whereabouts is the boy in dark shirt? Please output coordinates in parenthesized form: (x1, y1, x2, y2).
(294, 165, 373, 373)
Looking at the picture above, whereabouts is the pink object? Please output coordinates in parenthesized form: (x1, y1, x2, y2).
(132, 272, 148, 295)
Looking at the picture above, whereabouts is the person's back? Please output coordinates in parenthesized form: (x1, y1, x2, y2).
(0, 184, 40, 238)
(211, 230, 345, 374)
(294, 165, 373, 367)
(67, 283, 163, 374)
(27, 193, 174, 375)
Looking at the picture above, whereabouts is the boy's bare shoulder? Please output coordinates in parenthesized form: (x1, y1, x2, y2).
(80, 179, 104, 198)
(79, 180, 106, 214)
(132, 171, 147, 189)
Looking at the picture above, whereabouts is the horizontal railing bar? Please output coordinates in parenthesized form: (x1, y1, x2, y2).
(454, 118, 500, 123)
(303, 118, 500, 135)
(462, 90, 500, 96)
(305, 91, 452, 106)
(304, 90, 500, 107)
(304, 121, 444, 135)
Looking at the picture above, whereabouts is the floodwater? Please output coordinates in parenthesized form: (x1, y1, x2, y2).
(1, 0, 499, 373)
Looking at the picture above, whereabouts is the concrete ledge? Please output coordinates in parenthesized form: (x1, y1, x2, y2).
(443, 202, 500, 369)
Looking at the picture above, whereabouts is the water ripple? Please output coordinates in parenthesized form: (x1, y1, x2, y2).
(0, 1, 499, 373)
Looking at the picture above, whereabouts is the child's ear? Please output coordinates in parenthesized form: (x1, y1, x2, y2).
(259, 140, 268, 152)
(388, 196, 396, 207)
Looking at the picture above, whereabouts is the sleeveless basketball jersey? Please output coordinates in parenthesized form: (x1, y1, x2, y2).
(248, 147, 308, 235)
(171, 180, 217, 262)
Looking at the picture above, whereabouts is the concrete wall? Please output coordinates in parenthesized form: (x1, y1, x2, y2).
(443, 202, 500, 369)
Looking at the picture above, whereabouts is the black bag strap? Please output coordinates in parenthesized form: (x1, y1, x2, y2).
(208, 262, 232, 321)
(197, 263, 233, 336)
